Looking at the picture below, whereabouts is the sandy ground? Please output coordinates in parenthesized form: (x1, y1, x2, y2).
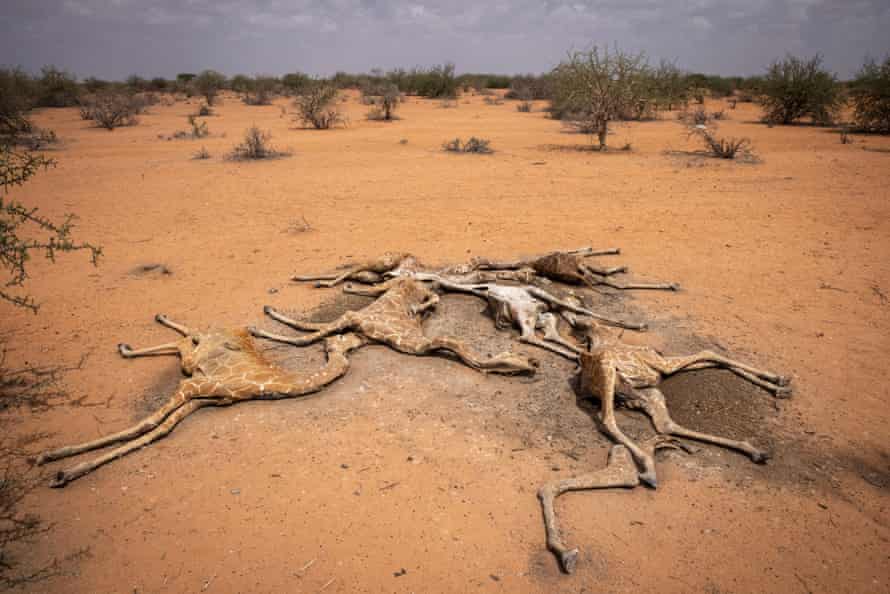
(3, 91, 889, 593)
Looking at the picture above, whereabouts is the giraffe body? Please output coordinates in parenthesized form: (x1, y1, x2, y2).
(37, 315, 366, 486)
(537, 320, 791, 573)
(254, 277, 538, 375)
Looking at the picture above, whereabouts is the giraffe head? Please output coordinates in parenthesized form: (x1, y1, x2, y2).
(583, 321, 617, 352)
(175, 328, 258, 375)
(390, 276, 438, 306)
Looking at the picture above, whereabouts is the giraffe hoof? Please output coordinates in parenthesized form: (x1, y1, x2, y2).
(751, 450, 771, 464)
(669, 283, 681, 291)
(263, 305, 274, 315)
(35, 453, 49, 466)
(49, 471, 69, 488)
(154, 313, 166, 323)
(118, 343, 132, 356)
(776, 375, 792, 387)
(639, 469, 658, 488)
(774, 385, 793, 398)
(560, 549, 579, 574)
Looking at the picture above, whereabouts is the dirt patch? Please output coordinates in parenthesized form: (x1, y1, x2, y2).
(127, 263, 173, 278)
(662, 369, 778, 450)
(255, 285, 798, 484)
(133, 361, 183, 419)
(13, 95, 889, 594)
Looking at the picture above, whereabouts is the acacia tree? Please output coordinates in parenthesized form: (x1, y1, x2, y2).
(367, 82, 401, 121)
(193, 70, 226, 105)
(244, 76, 278, 106)
(758, 54, 841, 125)
(850, 55, 890, 133)
(35, 66, 79, 108)
(1, 142, 101, 311)
(651, 59, 690, 111)
(551, 46, 649, 150)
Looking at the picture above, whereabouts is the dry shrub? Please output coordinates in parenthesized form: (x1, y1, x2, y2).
(87, 91, 141, 130)
(76, 97, 95, 121)
(677, 106, 711, 126)
(365, 83, 401, 121)
(14, 128, 58, 151)
(689, 124, 753, 160)
(243, 76, 278, 106)
(442, 137, 492, 154)
(227, 127, 288, 160)
(294, 83, 343, 129)
(187, 115, 208, 138)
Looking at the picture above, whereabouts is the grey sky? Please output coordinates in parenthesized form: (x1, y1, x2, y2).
(1, 1, 888, 80)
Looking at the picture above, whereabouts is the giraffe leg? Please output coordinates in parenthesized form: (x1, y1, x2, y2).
(154, 314, 192, 336)
(263, 306, 326, 331)
(291, 272, 339, 282)
(259, 333, 369, 398)
(37, 384, 197, 465)
(250, 315, 354, 346)
(674, 361, 792, 396)
(583, 264, 628, 276)
(589, 360, 659, 486)
(312, 267, 363, 288)
(537, 445, 640, 573)
(582, 268, 679, 291)
(528, 287, 647, 331)
(652, 351, 791, 394)
(598, 405, 658, 487)
(416, 336, 538, 375)
(514, 312, 577, 360)
(570, 247, 621, 257)
(519, 332, 578, 360)
(342, 279, 397, 297)
(293, 270, 385, 286)
(49, 399, 217, 487)
(117, 342, 180, 358)
(631, 388, 770, 463)
(475, 248, 619, 272)
(471, 258, 523, 270)
(537, 313, 583, 356)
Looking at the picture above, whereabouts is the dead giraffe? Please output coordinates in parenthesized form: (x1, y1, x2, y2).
(292, 252, 413, 287)
(403, 272, 646, 360)
(537, 318, 791, 573)
(472, 247, 679, 292)
(251, 277, 538, 375)
(37, 314, 367, 487)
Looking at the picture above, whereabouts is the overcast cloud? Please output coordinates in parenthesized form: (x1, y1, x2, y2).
(1, 0, 888, 79)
